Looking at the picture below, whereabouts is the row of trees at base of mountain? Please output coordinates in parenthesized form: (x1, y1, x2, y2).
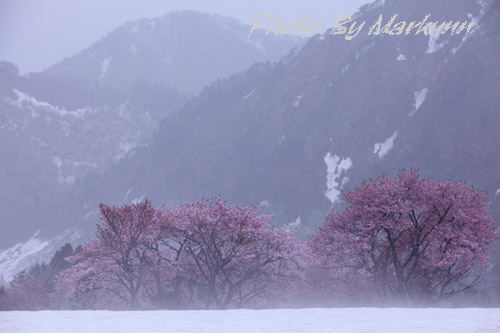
(1, 169, 498, 310)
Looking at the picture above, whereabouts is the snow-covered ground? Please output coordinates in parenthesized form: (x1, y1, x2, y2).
(1, 308, 499, 332)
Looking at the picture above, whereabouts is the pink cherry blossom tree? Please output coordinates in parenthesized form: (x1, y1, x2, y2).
(57, 200, 162, 309)
(141, 207, 186, 309)
(310, 169, 499, 305)
(1, 263, 53, 310)
(56, 198, 308, 309)
(171, 198, 306, 309)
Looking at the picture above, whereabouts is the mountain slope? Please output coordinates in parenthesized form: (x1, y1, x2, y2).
(0, 11, 304, 278)
(43, 11, 304, 95)
(0, 62, 188, 246)
(89, 0, 500, 234)
(0, 10, 303, 250)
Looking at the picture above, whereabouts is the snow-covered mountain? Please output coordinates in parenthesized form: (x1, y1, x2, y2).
(43, 10, 304, 95)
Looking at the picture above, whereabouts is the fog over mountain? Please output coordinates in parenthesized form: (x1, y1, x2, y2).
(0, 11, 303, 279)
(0, 0, 498, 284)
(84, 0, 500, 235)
(43, 11, 303, 95)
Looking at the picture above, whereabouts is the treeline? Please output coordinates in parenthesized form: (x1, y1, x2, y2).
(1, 170, 499, 310)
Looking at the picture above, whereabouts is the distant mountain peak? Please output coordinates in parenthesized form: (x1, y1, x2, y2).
(43, 11, 304, 95)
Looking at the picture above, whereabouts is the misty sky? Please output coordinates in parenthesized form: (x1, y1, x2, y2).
(0, 0, 369, 73)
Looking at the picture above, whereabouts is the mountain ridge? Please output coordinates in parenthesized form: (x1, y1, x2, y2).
(82, 0, 499, 234)
(43, 10, 304, 95)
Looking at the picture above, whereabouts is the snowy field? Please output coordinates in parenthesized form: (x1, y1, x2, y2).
(1, 308, 500, 333)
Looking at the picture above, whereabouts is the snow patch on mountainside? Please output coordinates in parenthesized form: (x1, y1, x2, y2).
(243, 88, 257, 100)
(52, 156, 97, 184)
(324, 152, 352, 204)
(0, 229, 81, 281)
(259, 200, 270, 207)
(411, 88, 428, 116)
(293, 94, 303, 107)
(53, 156, 75, 184)
(115, 142, 139, 161)
(452, 1, 489, 55)
(0, 232, 49, 281)
(130, 44, 138, 56)
(426, 29, 447, 54)
(99, 57, 112, 79)
(8, 90, 88, 118)
(355, 41, 375, 60)
(284, 216, 301, 233)
(132, 193, 147, 204)
(374, 131, 398, 158)
(251, 39, 266, 54)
